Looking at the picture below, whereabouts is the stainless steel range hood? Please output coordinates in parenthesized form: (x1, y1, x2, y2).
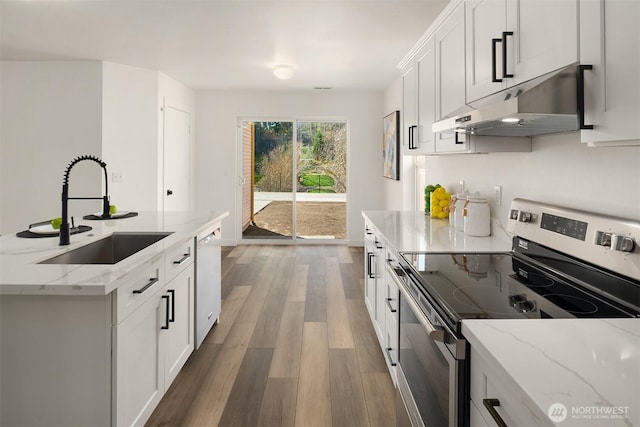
(433, 64, 584, 137)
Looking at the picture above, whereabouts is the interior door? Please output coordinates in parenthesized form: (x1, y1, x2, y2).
(164, 106, 191, 212)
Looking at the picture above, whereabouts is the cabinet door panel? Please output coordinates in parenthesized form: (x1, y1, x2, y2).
(580, 0, 640, 145)
(435, 3, 469, 152)
(114, 294, 163, 427)
(401, 64, 417, 155)
(507, 0, 578, 85)
(436, 3, 466, 120)
(465, 0, 507, 102)
(374, 247, 386, 344)
(417, 37, 436, 154)
(164, 265, 195, 387)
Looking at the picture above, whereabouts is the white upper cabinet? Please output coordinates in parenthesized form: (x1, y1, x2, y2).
(580, 0, 640, 146)
(416, 37, 437, 154)
(401, 63, 418, 155)
(401, 37, 437, 156)
(435, 2, 469, 152)
(465, 0, 578, 103)
(436, 2, 467, 121)
(465, 0, 508, 101)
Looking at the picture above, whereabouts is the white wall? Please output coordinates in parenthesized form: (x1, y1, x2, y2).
(0, 61, 103, 235)
(383, 75, 419, 212)
(102, 62, 159, 212)
(0, 61, 196, 235)
(195, 90, 384, 245)
(422, 132, 640, 223)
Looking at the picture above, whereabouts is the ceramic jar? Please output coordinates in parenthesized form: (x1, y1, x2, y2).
(463, 196, 491, 236)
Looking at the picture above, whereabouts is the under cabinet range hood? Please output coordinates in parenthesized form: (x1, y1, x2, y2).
(433, 64, 590, 137)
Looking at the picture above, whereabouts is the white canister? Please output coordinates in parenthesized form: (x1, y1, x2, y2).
(463, 196, 491, 236)
(452, 192, 467, 231)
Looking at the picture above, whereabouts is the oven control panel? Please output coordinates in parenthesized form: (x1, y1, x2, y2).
(507, 198, 640, 281)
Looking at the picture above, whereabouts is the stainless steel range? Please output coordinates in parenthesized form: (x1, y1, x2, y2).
(391, 198, 640, 427)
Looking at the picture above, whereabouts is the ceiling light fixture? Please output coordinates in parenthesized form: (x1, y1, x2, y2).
(273, 64, 295, 80)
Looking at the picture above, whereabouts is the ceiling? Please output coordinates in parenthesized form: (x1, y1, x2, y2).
(0, 0, 449, 91)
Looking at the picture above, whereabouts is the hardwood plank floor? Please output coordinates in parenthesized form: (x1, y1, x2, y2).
(146, 245, 400, 427)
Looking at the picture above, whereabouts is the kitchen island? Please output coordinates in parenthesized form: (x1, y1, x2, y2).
(0, 210, 228, 427)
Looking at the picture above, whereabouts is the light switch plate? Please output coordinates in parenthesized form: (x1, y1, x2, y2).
(494, 185, 502, 206)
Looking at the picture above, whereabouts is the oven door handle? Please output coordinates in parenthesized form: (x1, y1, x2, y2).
(396, 275, 450, 344)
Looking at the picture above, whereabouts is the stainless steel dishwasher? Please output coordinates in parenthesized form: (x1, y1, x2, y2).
(194, 226, 221, 349)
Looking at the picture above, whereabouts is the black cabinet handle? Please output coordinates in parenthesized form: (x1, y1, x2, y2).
(385, 347, 398, 366)
(132, 277, 159, 294)
(166, 189, 173, 196)
(173, 253, 191, 265)
(492, 38, 503, 82)
(578, 64, 594, 130)
(407, 125, 418, 149)
(454, 131, 464, 145)
(167, 289, 175, 323)
(386, 298, 397, 313)
(161, 295, 170, 330)
(483, 398, 508, 427)
(408, 125, 418, 149)
(502, 32, 514, 78)
(367, 252, 375, 278)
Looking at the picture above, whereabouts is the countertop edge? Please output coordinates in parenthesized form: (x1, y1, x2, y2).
(0, 211, 229, 296)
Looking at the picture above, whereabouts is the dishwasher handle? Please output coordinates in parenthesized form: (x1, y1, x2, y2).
(199, 228, 220, 246)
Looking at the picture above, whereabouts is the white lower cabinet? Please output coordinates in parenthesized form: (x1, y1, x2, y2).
(470, 400, 490, 427)
(470, 346, 551, 426)
(373, 241, 386, 343)
(364, 226, 377, 320)
(163, 265, 195, 386)
(363, 221, 401, 383)
(114, 286, 164, 427)
(115, 261, 195, 427)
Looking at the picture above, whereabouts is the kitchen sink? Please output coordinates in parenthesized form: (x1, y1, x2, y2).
(39, 232, 173, 265)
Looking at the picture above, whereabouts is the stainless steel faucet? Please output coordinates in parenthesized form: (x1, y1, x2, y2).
(60, 155, 110, 245)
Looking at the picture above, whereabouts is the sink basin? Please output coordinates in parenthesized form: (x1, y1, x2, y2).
(39, 232, 173, 265)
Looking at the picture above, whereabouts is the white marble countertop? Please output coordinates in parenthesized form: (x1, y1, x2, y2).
(0, 210, 228, 295)
(463, 319, 640, 426)
(363, 211, 639, 426)
(362, 211, 513, 253)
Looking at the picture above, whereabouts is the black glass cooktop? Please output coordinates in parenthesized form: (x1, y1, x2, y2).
(399, 241, 640, 332)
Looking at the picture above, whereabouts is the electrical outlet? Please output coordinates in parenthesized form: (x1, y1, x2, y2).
(494, 185, 502, 206)
(112, 172, 124, 183)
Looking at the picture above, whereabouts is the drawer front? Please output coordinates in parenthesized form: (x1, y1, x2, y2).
(164, 237, 194, 281)
(470, 347, 551, 426)
(115, 258, 164, 323)
(384, 307, 399, 384)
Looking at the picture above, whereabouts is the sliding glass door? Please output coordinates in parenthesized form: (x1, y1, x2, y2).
(295, 121, 347, 239)
(240, 119, 347, 242)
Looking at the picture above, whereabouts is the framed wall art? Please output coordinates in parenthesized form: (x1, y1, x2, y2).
(383, 110, 400, 180)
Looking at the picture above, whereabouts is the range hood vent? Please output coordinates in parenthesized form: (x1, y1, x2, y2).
(433, 64, 588, 137)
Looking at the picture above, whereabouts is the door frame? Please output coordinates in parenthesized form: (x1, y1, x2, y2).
(235, 116, 349, 245)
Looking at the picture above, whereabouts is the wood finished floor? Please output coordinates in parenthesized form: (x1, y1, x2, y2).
(145, 245, 398, 427)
